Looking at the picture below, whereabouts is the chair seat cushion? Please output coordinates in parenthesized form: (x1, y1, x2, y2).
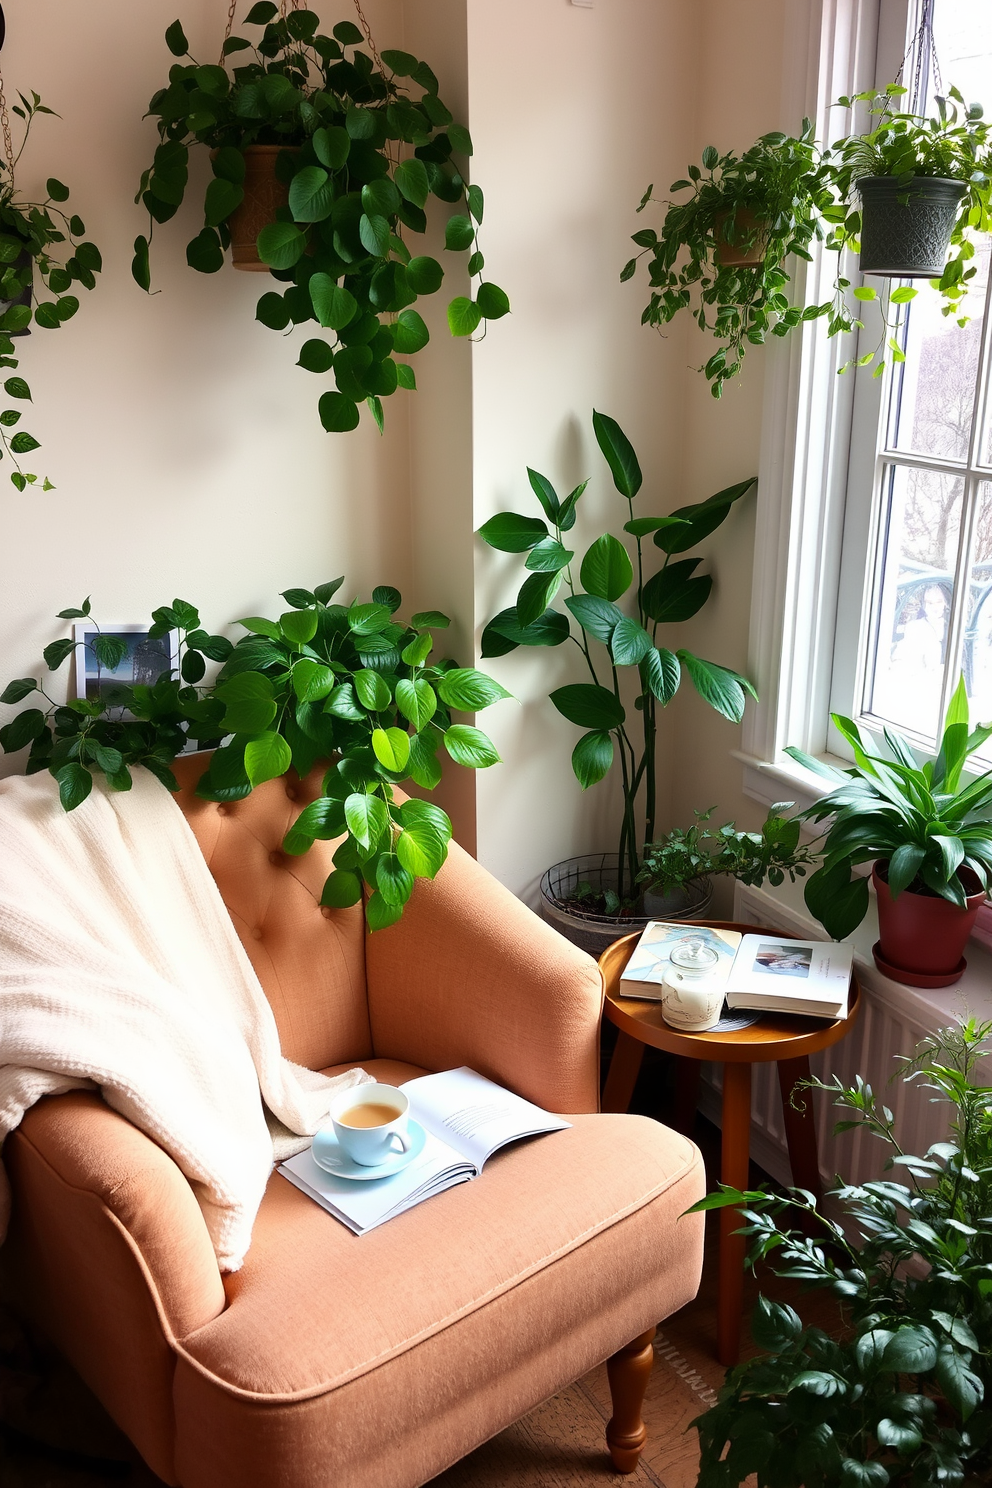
(172, 1089, 705, 1488)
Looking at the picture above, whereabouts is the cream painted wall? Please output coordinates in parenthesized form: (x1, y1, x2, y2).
(467, 0, 695, 899)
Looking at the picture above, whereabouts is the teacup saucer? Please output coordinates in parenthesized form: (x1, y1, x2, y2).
(311, 1119, 426, 1180)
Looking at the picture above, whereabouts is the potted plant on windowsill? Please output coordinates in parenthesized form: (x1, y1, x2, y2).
(691, 1017, 992, 1488)
(786, 677, 992, 986)
(134, 4, 508, 435)
(477, 410, 757, 956)
(634, 804, 817, 921)
(826, 84, 992, 291)
(624, 122, 841, 398)
(0, 583, 510, 931)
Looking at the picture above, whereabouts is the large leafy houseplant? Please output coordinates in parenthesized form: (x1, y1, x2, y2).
(691, 1019, 992, 1488)
(636, 804, 816, 898)
(0, 90, 102, 489)
(786, 678, 992, 943)
(134, 4, 507, 434)
(478, 411, 756, 905)
(0, 583, 510, 930)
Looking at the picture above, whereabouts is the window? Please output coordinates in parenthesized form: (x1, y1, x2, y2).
(832, 1, 992, 758)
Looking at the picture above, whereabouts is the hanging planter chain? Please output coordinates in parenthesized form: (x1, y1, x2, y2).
(895, 0, 943, 111)
(220, 0, 383, 76)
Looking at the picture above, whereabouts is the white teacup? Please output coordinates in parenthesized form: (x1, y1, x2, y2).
(326, 1083, 412, 1167)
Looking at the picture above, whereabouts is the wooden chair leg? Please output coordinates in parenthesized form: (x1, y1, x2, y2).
(606, 1326, 656, 1474)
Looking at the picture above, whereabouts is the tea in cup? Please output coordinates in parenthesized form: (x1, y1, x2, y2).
(327, 1083, 412, 1166)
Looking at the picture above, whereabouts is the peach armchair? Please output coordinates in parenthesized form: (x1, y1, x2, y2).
(1, 754, 705, 1488)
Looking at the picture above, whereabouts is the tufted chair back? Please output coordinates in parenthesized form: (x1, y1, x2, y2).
(169, 753, 372, 1071)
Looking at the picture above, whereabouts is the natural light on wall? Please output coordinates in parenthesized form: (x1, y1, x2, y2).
(861, 1, 992, 754)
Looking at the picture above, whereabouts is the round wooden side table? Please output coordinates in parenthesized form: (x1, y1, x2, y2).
(599, 922, 861, 1367)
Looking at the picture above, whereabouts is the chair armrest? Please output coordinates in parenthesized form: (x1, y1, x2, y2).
(7, 1091, 226, 1340)
(365, 841, 603, 1113)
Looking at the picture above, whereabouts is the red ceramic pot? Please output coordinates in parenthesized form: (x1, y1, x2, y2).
(872, 861, 986, 987)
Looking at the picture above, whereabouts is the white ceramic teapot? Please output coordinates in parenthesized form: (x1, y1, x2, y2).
(660, 936, 726, 1032)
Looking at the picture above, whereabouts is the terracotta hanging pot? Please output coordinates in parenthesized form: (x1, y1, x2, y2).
(872, 860, 985, 987)
(222, 145, 299, 271)
(713, 207, 769, 268)
(856, 175, 968, 278)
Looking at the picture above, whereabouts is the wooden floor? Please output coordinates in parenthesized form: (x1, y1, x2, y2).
(0, 1044, 836, 1487)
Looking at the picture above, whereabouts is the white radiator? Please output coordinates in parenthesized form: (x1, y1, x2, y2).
(695, 883, 992, 1192)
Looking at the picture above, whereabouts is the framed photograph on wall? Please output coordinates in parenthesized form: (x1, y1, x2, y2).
(72, 623, 179, 706)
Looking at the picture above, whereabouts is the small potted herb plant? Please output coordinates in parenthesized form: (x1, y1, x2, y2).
(692, 1018, 992, 1488)
(0, 90, 102, 490)
(134, 5, 508, 435)
(477, 411, 756, 956)
(787, 678, 992, 986)
(635, 804, 817, 920)
(826, 84, 992, 291)
(624, 123, 839, 398)
(0, 583, 510, 931)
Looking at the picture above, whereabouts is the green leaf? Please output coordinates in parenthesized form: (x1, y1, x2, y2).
(750, 1296, 803, 1353)
(165, 19, 189, 55)
(297, 339, 335, 374)
(525, 538, 573, 573)
(365, 891, 403, 931)
(655, 478, 756, 555)
(478, 512, 548, 552)
(444, 214, 474, 252)
(91, 633, 128, 671)
(436, 669, 511, 710)
(935, 1341, 984, 1420)
(395, 677, 437, 731)
(396, 363, 416, 391)
(480, 607, 569, 656)
(477, 282, 510, 319)
(391, 253, 440, 300)
(312, 126, 350, 171)
(564, 594, 623, 644)
(516, 570, 561, 628)
(467, 184, 484, 223)
(394, 158, 430, 209)
(550, 683, 625, 730)
(4, 377, 30, 400)
(641, 646, 680, 703)
(407, 732, 442, 789)
(256, 292, 292, 331)
(55, 761, 92, 811)
(354, 669, 392, 712)
(43, 638, 75, 671)
(0, 708, 46, 752)
(244, 731, 292, 786)
(131, 235, 151, 292)
(186, 227, 225, 273)
(319, 869, 363, 908)
(359, 213, 391, 258)
(0, 677, 36, 705)
(372, 726, 411, 772)
(280, 609, 318, 645)
(9, 432, 40, 455)
(580, 534, 633, 601)
(318, 391, 360, 433)
(376, 853, 414, 907)
(309, 275, 358, 330)
(334, 20, 365, 45)
(571, 730, 614, 788)
(804, 862, 870, 939)
(887, 842, 925, 897)
(410, 610, 450, 629)
(395, 798, 451, 877)
(292, 658, 335, 703)
(592, 410, 642, 497)
(610, 618, 652, 667)
(874, 1418, 922, 1454)
(237, 616, 281, 640)
(256, 221, 306, 270)
(204, 177, 243, 227)
(215, 672, 277, 734)
(641, 559, 712, 623)
(677, 651, 748, 722)
(882, 1326, 937, 1374)
(211, 145, 245, 184)
(444, 724, 500, 768)
(447, 297, 482, 337)
(448, 123, 473, 156)
(289, 166, 335, 223)
(344, 791, 390, 851)
(393, 308, 430, 354)
(400, 632, 433, 667)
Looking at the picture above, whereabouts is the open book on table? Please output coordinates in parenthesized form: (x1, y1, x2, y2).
(619, 921, 854, 1020)
(279, 1066, 571, 1235)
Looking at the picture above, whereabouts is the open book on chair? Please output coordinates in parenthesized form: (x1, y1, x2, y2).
(279, 1067, 571, 1235)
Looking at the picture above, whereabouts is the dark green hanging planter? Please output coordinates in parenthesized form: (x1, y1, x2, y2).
(856, 174, 968, 277)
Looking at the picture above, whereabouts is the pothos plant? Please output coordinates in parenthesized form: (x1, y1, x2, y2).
(478, 411, 756, 905)
(0, 90, 102, 488)
(0, 583, 511, 930)
(691, 1019, 992, 1488)
(134, 4, 508, 434)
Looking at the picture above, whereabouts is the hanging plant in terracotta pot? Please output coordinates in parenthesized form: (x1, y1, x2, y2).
(133, 2, 509, 434)
(787, 677, 992, 987)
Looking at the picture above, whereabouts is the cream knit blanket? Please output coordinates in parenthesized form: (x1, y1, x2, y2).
(0, 767, 370, 1271)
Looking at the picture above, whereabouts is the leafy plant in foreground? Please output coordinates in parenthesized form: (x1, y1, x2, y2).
(135, 5, 507, 433)
(477, 410, 756, 904)
(0, 583, 510, 929)
(786, 676, 992, 940)
(691, 1018, 992, 1487)
(0, 90, 102, 488)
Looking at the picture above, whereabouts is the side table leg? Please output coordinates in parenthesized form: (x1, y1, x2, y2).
(778, 1056, 822, 1200)
(602, 1030, 645, 1114)
(718, 1061, 752, 1367)
(674, 1058, 701, 1136)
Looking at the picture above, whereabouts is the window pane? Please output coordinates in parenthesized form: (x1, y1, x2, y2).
(886, 243, 989, 463)
(866, 465, 963, 741)
(964, 483, 992, 732)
